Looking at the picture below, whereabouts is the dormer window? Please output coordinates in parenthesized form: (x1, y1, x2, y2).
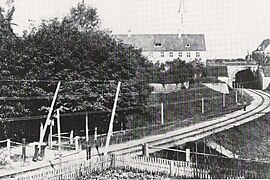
(155, 43, 162, 47)
(185, 44, 190, 48)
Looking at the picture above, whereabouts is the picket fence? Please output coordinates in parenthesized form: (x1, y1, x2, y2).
(113, 155, 260, 179)
(13, 154, 262, 179)
(113, 155, 211, 179)
(15, 155, 111, 180)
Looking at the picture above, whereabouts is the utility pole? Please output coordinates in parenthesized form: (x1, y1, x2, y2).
(40, 82, 61, 146)
(161, 103, 164, 125)
(85, 114, 89, 143)
(85, 114, 91, 160)
(104, 82, 121, 155)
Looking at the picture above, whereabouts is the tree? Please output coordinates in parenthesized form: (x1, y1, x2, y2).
(0, 2, 152, 138)
(252, 52, 266, 65)
(165, 59, 194, 84)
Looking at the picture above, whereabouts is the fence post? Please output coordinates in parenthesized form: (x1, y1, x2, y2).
(223, 93, 225, 107)
(241, 85, 243, 98)
(39, 122, 43, 150)
(142, 143, 149, 157)
(235, 90, 238, 104)
(111, 154, 116, 168)
(86, 141, 91, 160)
(75, 136, 80, 152)
(170, 160, 174, 177)
(70, 130, 74, 145)
(202, 98, 204, 114)
(6, 139, 10, 162)
(161, 103, 164, 125)
(94, 127, 98, 141)
(186, 149, 190, 162)
(22, 138, 26, 163)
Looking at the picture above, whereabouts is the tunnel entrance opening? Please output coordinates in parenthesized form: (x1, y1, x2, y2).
(235, 68, 261, 89)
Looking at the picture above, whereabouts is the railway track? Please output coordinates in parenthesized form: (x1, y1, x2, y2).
(107, 89, 270, 156)
(2, 89, 269, 179)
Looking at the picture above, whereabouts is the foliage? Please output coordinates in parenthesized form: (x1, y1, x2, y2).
(0, 2, 152, 126)
(149, 59, 206, 84)
(252, 52, 270, 65)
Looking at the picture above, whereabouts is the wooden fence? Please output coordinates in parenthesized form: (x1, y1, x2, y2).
(113, 155, 210, 179)
(113, 155, 262, 179)
(12, 154, 264, 179)
(15, 155, 111, 180)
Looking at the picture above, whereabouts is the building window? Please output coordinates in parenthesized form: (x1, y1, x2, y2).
(179, 52, 182, 57)
(196, 52, 200, 57)
(155, 43, 162, 47)
(161, 52, 164, 57)
(187, 52, 191, 57)
(169, 52, 173, 57)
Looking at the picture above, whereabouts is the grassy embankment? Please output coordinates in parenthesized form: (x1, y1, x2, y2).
(208, 113, 270, 161)
(107, 83, 251, 145)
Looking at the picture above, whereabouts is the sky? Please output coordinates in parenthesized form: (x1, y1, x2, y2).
(2, 0, 270, 59)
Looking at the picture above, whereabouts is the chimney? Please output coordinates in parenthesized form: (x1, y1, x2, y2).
(128, 29, 131, 38)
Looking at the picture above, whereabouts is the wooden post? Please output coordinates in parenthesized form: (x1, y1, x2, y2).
(22, 138, 26, 163)
(241, 85, 243, 98)
(142, 143, 149, 157)
(70, 130, 74, 145)
(39, 123, 43, 150)
(235, 90, 238, 104)
(223, 93, 225, 107)
(195, 142, 198, 166)
(170, 160, 174, 176)
(94, 127, 97, 141)
(202, 98, 204, 114)
(75, 136, 80, 152)
(161, 103, 164, 125)
(6, 139, 10, 161)
(57, 109, 61, 166)
(186, 148, 190, 162)
(48, 120, 54, 149)
(104, 82, 121, 155)
(85, 114, 91, 160)
(40, 82, 61, 146)
(85, 114, 89, 143)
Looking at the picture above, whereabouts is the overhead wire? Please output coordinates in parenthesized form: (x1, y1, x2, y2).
(0, 93, 226, 122)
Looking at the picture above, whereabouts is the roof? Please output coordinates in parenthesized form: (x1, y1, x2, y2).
(115, 34, 206, 52)
(256, 39, 270, 51)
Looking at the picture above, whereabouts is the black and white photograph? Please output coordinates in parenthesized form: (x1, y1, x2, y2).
(0, 0, 270, 179)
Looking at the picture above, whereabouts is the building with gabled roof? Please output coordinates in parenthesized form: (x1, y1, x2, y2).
(116, 33, 206, 63)
(115, 0, 206, 64)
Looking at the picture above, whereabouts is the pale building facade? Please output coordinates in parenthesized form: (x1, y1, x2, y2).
(115, 0, 206, 64)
